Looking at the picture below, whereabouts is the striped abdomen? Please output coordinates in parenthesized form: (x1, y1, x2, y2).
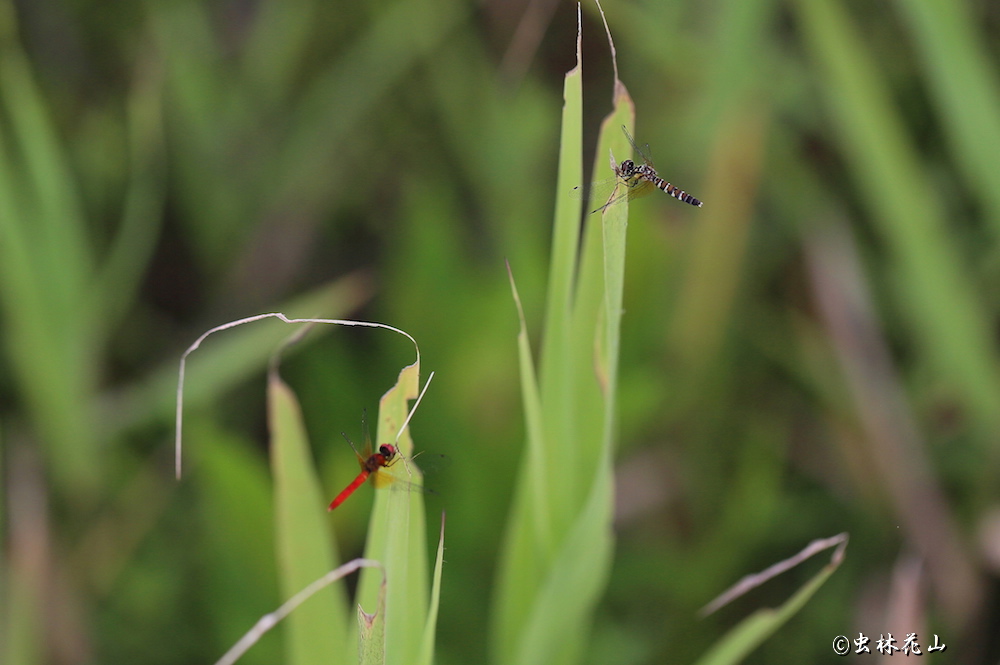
(654, 177, 702, 207)
(636, 164, 703, 207)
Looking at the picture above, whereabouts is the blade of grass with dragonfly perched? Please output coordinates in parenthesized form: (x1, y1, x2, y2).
(354, 359, 436, 665)
(492, 6, 635, 664)
(179, 314, 438, 665)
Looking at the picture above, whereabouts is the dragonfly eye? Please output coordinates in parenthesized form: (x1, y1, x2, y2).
(379, 444, 396, 459)
(620, 159, 635, 176)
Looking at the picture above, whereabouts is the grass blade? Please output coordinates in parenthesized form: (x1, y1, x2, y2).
(491, 15, 585, 661)
(417, 513, 447, 665)
(493, 7, 632, 663)
(269, 372, 348, 665)
(356, 360, 431, 665)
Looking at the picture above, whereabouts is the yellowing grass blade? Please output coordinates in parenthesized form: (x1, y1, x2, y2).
(356, 360, 432, 665)
(269, 372, 348, 665)
(359, 573, 387, 665)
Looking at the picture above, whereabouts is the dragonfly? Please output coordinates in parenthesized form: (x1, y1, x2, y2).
(575, 125, 703, 214)
(327, 411, 431, 511)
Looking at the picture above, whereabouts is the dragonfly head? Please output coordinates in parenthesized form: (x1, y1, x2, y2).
(379, 444, 397, 461)
(618, 159, 636, 178)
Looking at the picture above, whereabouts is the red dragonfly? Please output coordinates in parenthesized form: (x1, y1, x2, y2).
(327, 413, 423, 511)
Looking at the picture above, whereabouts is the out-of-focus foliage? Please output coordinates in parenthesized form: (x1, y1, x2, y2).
(1, 0, 999, 663)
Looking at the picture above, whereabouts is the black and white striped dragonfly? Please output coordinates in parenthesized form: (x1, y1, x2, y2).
(574, 126, 703, 214)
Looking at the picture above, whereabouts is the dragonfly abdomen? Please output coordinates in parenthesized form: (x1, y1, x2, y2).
(329, 470, 371, 510)
(650, 174, 703, 207)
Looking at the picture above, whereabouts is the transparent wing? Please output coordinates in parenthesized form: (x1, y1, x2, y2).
(621, 176, 657, 200)
(571, 175, 622, 212)
(342, 411, 373, 464)
(571, 175, 658, 213)
(372, 453, 448, 491)
(360, 409, 373, 455)
(622, 126, 656, 168)
(371, 469, 399, 489)
(570, 126, 659, 214)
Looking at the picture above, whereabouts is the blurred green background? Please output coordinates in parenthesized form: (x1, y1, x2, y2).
(2, 0, 999, 663)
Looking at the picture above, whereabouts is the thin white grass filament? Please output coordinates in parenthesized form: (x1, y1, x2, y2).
(175, 313, 419, 479)
(393, 370, 435, 477)
(213, 558, 384, 665)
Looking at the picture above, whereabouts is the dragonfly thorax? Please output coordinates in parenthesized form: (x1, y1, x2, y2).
(635, 164, 658, 178)
(360, 443, 397, 474)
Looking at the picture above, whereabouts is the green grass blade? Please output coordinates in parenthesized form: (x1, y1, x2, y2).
(269, 373, 348, 665)
(489, 264, 556, 665)
(539, 11, 584, 475)
(417, 513, 447, 665)
(93, 63, 167, 332)
(1, 569, 42, 665)
(491, 28, 584, 663)
(176, 315, 431, 664)
(242, 0, 320, 99)
(0, 20, 91, 289)
(191, 423, 280, 665)
(597, 103, 635, 448)
(493, 14, 632, 661)
(0, 11, 98, 496)
(509, 264, 554, 554)
(570, 86, 634, 479)
(509, 459, 614, 665)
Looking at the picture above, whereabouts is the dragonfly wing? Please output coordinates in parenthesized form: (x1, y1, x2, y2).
(571, 176, 618, 201)
(343, 410, 374, 463)
(371, 470, 397, 489)
(595, 179, 656, 212)
(372, 452, 447, 491)
(593, 183, 627, 213)
(621, 125, 656, 168)
(342, 432, 368, 465)
(573, 176, 625, 213)
(361, 409, 373, 454)
(625, 179, 656, 201)
(371, 454, 417, 489)
(372, 469, 428, 494)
